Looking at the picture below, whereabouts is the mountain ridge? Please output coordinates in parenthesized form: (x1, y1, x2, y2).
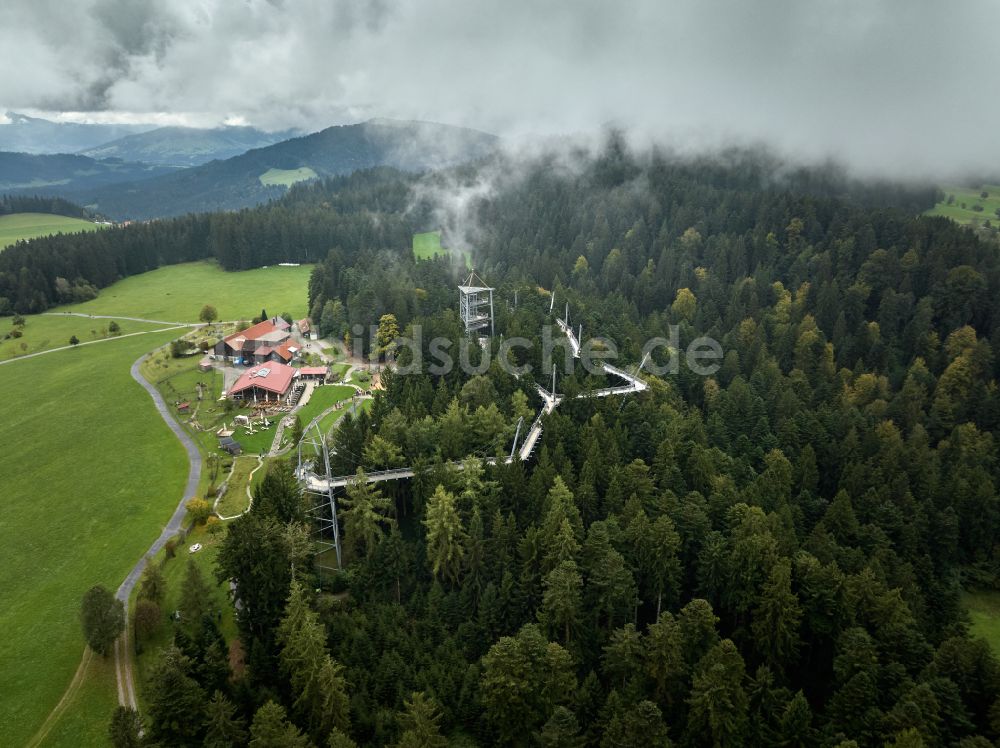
(0, 111, 156, 154)
(79, 125, 300, 167)
(52, 119, 499, 219)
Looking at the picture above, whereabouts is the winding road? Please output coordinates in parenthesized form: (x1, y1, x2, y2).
(108, 353, 204, 708)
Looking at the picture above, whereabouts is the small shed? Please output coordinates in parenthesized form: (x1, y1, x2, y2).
(177, 401, 191, 413)
(199, 356, 213, 372)
(298, 366, 329, 382)
(219, 435, 243, 455)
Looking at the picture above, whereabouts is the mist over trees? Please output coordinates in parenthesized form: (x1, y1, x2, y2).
(128, 139, 1000, 745)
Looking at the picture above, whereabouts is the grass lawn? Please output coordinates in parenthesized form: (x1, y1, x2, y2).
(0, 329, 188, 747)
(964, 590, 1000, 657)
(317, 400, 366, 437)
(259, 166, 318, 187)
(32, 651, 119, 748)
(413, 230, 471, 268)
(0, 314, 172, 361)
(0, 213, 102, 250)
(234, 416, 283, 455)
(56, 260, 313, 323)
(296, 384, 358, 428)
(215, 455, 265, 517)
(139, 342, 233, 496)
(328, 362, 351, 380)
(926, 185, 1000, 228)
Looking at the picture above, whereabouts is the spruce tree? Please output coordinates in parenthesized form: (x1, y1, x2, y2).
(424, 484, 468, 585)
(204, 690, 248, 748)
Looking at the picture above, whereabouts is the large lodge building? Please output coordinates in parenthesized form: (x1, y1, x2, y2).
(214, 317, 299, 365)
(228, 362, 299, 402)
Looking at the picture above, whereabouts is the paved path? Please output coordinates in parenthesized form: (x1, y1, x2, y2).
(109, 352, 204, 708)
(43, 311, 198, 326)
(0, 325, 187, 366)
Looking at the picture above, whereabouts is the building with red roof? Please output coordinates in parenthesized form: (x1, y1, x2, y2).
(227, 362, 299, 402)
(214, 317, 296, 364)
(298, 366, 329, 381)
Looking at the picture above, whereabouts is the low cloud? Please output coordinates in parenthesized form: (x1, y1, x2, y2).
(1, 0, 998, 178)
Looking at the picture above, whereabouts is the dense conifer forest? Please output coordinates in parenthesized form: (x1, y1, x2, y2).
(45, 140, 1000, 745)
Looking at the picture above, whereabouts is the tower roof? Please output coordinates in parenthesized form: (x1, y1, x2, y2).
(459, 269, 493, 292)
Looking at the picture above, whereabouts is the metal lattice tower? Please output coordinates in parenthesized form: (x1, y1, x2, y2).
(459, 270, 495, 338)
(298, 423, 342, 571)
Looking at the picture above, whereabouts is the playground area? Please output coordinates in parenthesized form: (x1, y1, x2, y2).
(141, 336, 367, 500)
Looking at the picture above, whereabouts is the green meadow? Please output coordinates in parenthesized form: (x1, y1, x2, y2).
(413, 230, 472, 268)
(31, 652, 119, 748)
(2, 259, 317, 744)
(215, 454, 265, 517)
(0, 213, 102, 250)
(295, 384, 358, 429)
(926, 185, 1000, 228)
(0, 330, 187, 747)
(0, 314, 172, 361)
(964, 590, 1000, 657)
(259, 166, 317, 187)
(58, 260, 313, 322)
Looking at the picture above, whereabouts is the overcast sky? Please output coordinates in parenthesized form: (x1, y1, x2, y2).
(1, 0, 997, 177)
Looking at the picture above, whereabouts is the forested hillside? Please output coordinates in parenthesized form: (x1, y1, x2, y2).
(0, 194, 93, 219)
(126, 142, 1000, 746)
(0, 168, 417, 313)
(0, 151, 175, 193)
(55, 119, 497, 219)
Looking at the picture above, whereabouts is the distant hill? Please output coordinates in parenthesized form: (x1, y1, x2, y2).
(0, 111, 156, 154)
(79, 125, 299, 167)
(0, 151, 177, 193)
(60, 119, 499, 219)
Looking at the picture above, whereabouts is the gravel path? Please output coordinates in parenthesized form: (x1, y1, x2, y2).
(109, 352, 204, 708)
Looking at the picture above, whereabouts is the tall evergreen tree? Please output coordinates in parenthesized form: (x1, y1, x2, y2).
(276, 581, 351, 739)
(424, 484, 468, 585)
(204, 690, 248, 748)
(342, 469, 395, 559)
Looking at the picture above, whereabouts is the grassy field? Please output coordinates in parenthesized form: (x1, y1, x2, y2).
(926, 185, 1000, 227)
(0, 329, 188, 747)
(964, 590, 1000, 657)
(4, 259, 318, 744)
(57, 261, 313, 323)
(413, 230, 472, 268)
(0, 213, 102, 250)
(215, 455, 265, 517)
(0, 314, 172, 361)
(296, 384, 358, 428)
(259, 166, 318, 187)
(31, 652, 120, 748)
(328, 362, 351, 380)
